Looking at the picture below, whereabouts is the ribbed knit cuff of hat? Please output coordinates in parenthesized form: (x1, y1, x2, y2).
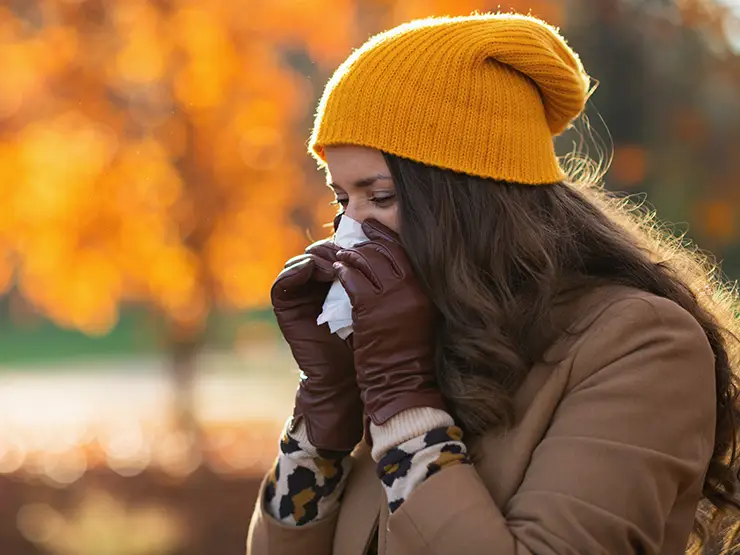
(369, 407, 455, 462)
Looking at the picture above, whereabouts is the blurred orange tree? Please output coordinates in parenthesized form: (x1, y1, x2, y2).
(0, 0, 338, 432)
(0, 0, 320, 336)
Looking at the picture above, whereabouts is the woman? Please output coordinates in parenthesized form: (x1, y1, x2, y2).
(247, 12, 740, 555)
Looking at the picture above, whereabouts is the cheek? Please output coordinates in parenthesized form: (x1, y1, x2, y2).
(369, 205, 399, 233)
(345, 198, 400, 232)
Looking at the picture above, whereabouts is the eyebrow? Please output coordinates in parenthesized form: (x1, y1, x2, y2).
(328, 174, 392, 190)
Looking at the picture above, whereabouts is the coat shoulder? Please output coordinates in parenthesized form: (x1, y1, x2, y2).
(576, 284, 706, 331)
(561, 285, 714, 390)
(553, 284, 708, 349)
(563, 284, 701, 332)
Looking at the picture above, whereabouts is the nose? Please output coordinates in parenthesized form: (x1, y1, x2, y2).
(343, 195, 378, 224)
(343, 203, 364, 224)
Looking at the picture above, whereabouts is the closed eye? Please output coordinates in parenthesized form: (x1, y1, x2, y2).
(330, 199, 349, 208)
(370, 194, 396, 208)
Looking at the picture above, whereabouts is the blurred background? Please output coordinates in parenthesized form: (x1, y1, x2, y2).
(0, 0, 739, 553)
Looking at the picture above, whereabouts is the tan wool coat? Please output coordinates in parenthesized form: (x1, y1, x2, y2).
(247, 286, 717, 555)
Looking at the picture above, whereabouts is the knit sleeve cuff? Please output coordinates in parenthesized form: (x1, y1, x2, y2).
(285, 417, 320, 457)
(369, 407, 455, 462)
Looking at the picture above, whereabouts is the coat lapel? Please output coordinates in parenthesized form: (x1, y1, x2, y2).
(333, 442, 382, 554)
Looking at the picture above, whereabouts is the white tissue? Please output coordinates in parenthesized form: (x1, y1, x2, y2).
(316, 215, 369, 339)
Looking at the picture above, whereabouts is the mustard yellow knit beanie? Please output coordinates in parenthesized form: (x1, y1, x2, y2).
(309, 13, 592, 185)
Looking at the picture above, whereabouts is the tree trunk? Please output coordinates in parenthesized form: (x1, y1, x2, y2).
(169, 337, 203, 450)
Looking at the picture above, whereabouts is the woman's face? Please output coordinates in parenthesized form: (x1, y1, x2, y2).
(323, 145, 399, 232)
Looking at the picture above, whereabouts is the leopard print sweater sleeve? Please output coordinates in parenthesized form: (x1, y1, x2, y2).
(370, 407, 471, 514)
(264, 408, 470, 526)
(264, 419, 353, 526)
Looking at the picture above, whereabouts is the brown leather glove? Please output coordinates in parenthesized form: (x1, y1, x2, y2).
(334, 219, 447, 428)
(271, 237, 364, 452)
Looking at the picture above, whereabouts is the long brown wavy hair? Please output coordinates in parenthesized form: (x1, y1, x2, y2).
(382, 151, 740, 551)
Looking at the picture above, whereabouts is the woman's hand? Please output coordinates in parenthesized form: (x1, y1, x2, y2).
(271, 239, 364, 452)
(334, 219, 447, 427)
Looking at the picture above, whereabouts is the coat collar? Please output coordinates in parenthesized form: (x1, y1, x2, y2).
(334, 441, 382, 554)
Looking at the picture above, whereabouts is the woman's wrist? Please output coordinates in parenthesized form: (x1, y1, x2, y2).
(369, 406, 455, 461)
(371, 408, 470, 514)
(264, 416, 354, 526)
(286, 416, 320, 457)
